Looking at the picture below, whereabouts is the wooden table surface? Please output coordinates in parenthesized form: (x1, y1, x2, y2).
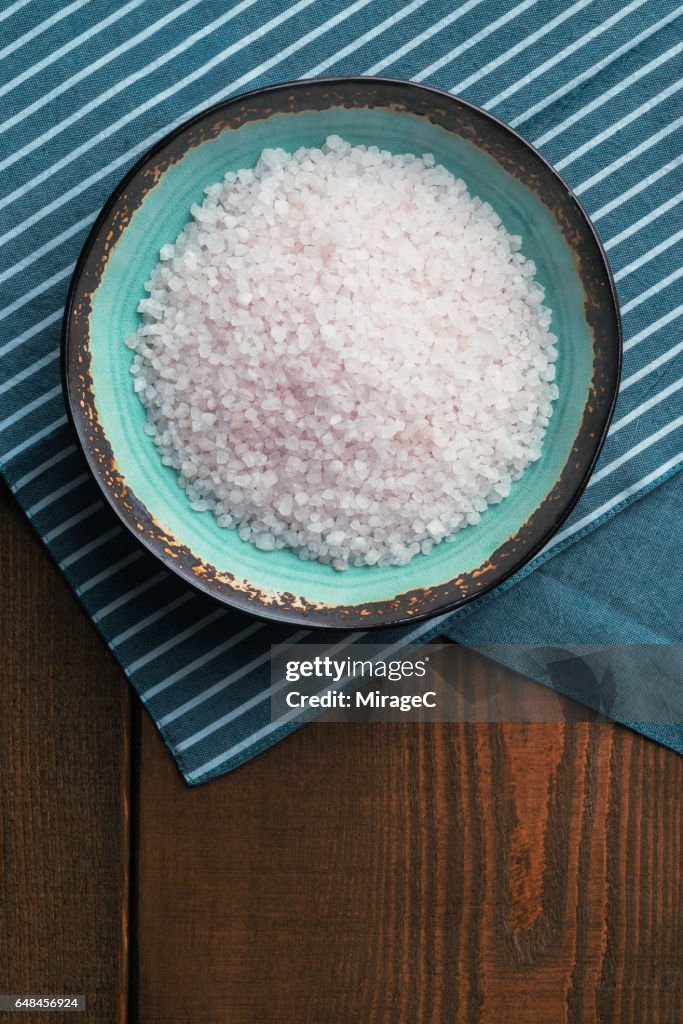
(2, 480, 682, 1024)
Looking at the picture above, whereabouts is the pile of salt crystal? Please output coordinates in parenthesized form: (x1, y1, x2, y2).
(128, 135, 558, 570)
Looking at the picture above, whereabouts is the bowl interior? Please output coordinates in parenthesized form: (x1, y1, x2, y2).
(87, 103, 593, 610)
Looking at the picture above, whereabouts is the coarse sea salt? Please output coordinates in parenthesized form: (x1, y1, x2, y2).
(128, 135, 559, 570)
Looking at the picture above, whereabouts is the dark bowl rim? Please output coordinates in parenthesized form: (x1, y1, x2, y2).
(61, 74, 622, 631)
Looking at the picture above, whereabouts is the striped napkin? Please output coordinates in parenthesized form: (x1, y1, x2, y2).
(1, 0, 681, 783)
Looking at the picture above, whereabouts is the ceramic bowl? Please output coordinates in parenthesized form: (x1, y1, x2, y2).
(62, 77, 621, 629)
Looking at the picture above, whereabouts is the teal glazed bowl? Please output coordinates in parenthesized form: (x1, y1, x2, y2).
(62, 77, 621, 629)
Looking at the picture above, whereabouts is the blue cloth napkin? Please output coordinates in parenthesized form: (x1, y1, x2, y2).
(1, 0, 681, 783)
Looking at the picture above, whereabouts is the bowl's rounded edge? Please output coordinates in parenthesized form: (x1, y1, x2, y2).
(61, 74, 622, 632)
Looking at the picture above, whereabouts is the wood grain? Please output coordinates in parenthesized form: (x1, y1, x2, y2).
(0, 481, 130, 1024)
(136, 664, 683, 1024)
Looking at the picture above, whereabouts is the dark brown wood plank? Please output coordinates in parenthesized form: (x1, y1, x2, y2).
(0, 481, 130, 1024)
(136, 658, 683, 1024)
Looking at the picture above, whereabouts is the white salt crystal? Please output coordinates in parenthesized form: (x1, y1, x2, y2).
(277, 495, 293, 516)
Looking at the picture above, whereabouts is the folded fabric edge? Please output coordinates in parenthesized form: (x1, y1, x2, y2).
(436, 457, 683, 628)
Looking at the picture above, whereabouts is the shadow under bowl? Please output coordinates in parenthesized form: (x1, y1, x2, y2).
(62, 76, 621, 630)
